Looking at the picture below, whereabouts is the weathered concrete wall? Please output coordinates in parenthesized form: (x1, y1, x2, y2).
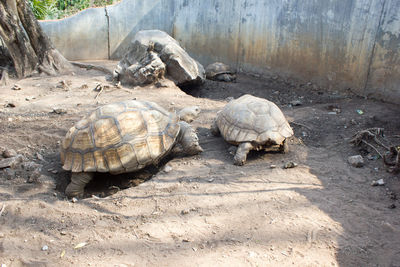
(40, 0, 400, 103)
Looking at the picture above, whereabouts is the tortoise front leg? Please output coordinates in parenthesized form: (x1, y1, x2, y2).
(234, 142, 253, 166)
(65, 172, 94, 198)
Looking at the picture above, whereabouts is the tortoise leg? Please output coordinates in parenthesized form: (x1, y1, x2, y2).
(280, 139, 289, 153)
(65, 172, 94, 198)
(234, 142, 253, 166)
(210, 119, 220, 136)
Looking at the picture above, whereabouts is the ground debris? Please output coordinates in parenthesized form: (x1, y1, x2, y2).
(348, 155, 364, 168)
(283, 161, 298, 169)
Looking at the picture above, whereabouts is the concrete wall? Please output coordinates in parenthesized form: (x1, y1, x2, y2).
(40, 0, 400, 103)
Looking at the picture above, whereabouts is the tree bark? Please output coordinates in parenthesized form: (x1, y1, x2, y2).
(0, 0, 72, 78)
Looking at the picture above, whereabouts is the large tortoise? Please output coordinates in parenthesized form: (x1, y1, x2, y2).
(211, 94, 293, 165)
(61, 100, 203, 197)
(205, 62, 236, 82)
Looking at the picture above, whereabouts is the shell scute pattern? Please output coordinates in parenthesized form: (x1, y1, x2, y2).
(216, 94, 293, 145)
(61, 100, 180, 174)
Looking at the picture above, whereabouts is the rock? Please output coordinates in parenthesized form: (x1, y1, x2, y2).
(51, 108, 67, 115)
(36, 153, 45, 161)
(348, 155, 364, 167)
(283, 161, 298, 169)
(27, 168, 41, 183)
(5, 102, 15, 108)
(41, 245, 48, 251)
(2, 149, 17, 158)
(71, 197, 78, 203)
(290, 100, 302, 106)
(163, 165, 173, 173)
(270, 165, 277, 169)
(114, 30, 205, 87)
(11, 84, 21, 90)
(0, 155, 23, 169)
(371, 179, 385, 186)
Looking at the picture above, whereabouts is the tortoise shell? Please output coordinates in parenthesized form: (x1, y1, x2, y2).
(60, 100, 179, 174)
(205, 62, 234, 79)
(215, 94, 293, 145)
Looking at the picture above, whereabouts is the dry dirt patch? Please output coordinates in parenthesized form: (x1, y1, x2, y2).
(0, 61, 399, 266)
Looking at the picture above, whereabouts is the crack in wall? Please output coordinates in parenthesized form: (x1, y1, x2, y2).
(364, 0, 387, 95)
(105, 7, 110, 60)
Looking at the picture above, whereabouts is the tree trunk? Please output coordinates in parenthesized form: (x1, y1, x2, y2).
(0, 0, 72, 78)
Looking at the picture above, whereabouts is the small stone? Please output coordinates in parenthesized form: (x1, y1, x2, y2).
(27, 169, 41, 183)
(270, 165, 277, 169)
(71, 197, 78, 203)
(52, 108, 67, 115)
(60, 231, 67, 236)
(207, 178, 215, 182)
(36, 153, 44, 161)
(2, 149, 17, 158)
(5, 103, 15, 108)
(348, 155, 364, 167)
(371, 179, 385, 186)
(290, 100, 302, 106)
(51, 170, 58, 174)
(11, 84, 21, 90)
(163, 165, 173, 173)
(182, 239, 190, 242)
(41, 245, 48, 251)
(181, 209, 190, 215)
(0, 233, 5, 238)
(53, 192, 57, 197)
(283, 161, 298, 169)
(192, 247, 197, 251)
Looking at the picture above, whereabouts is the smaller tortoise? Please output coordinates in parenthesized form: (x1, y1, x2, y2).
(211, 94, 293, 165)
(61, 100, 203, 197)
(205, 62, 236, 82)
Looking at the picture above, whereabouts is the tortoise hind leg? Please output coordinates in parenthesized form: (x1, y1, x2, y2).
(280, 139, 289, 153)
(65, 172, 94, 198)
(234, 142, 253, 166)
(210, 119, 220, 136)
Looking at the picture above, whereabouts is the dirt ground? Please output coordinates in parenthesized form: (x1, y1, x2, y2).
(0, 61, 399, 266)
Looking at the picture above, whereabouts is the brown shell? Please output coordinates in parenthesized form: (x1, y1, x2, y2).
(205, 62, 233, 78)
(60, 100, 179, 174)
(216, 94, 293, 145)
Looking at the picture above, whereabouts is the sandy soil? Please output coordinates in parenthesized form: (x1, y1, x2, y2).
(0, 61, 399, 266)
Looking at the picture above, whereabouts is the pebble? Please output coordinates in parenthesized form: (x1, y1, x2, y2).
(270, 165, 277, 169)
(371, 179, 385, 186)
(2, 149, 17, 158)
(11, 84, 21, 90)
(71, 197, 78, 203)
(41, 245, 49, 251)
(36, 153, 45, 161)
(290, 100, 302, 106)
(52, 108, 67, 115)
(283, 161, 298, 169)
(163, 165, 173, 173)
(348, 155, 364, 168)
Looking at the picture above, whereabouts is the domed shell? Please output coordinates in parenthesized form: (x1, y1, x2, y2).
(205, 62, 234, 79)
(216, 94, 293, 145)
(60, 100, 179, 174)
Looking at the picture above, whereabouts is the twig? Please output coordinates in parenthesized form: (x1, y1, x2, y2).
(94, 86, 104, 100)
(361, 140, 384, 159)
(290, 121, 312, 131)
(0, 204, 5, 217)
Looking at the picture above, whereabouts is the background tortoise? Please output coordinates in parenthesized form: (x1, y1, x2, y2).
(211, 94, 293, 165)
(61, 100, 203, 197)
(205, 62, 236, 82)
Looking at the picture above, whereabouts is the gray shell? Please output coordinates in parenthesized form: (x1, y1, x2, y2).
(205, 62, 234, 79)
(216, 94, 293, 145)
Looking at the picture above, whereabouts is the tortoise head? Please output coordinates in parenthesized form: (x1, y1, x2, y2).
(178, 106, 201, 123)
(177, 121, 203, 155)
